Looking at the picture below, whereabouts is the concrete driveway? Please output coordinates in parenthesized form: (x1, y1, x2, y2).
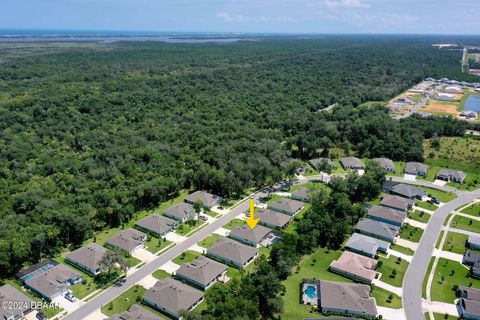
(132, 248, 155, 262)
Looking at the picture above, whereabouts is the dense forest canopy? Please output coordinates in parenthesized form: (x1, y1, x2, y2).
(0, 36, 473, 276)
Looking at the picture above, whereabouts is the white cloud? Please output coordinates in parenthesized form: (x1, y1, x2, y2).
(216, 12, 247, 23)
(324, 0, 371, 9)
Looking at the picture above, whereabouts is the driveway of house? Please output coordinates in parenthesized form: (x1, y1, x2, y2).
(188, 243, 206, 254)
(213, 227, 229, 236)
(137, 274, 158, 289)
(404, 174, 417, 181)
(388, 249, 413, 263)
(372, 279, 403, 297)
(432, 249, 464, 263)
(132, 248, 155, 262)
(396, 238, 419, 250)
(159, 261, 180, 273)
(377, 306, 406, 320)
(422, 300, 459, 317)
(405, 218, 428, 229)
(53, 295, 84, 314)
(165, 232, 187, 243)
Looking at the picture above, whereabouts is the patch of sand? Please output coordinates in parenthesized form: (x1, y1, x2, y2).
(421, 101, 460, 116)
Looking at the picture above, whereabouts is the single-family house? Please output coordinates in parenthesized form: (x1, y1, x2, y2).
(463, 251, 480, 278)
(106, 228, 147, 254)
(268, 197, 305, 216)
(143, 279, 203, 320)
(175, 256, 228, 290)
(184, 191, 223, 210)
(163, 202, 197, 222)
(405, 162, 429, 177)
(206, 238, 258, 268)
(345, 233, 390, 258)
(340, 157, 365, 170)
(367, 205, 407, 227)
(444, 85, 463, 94)
(435, 93, 456, 101)
(380, 194, 414, 212)
(354, 219, 399, 242)
(309, 158, 336, 171)
(22, 262, 82, 301)
(468, 235, 480, 251)
(383, 181, 428, 200)
(329, 251, 377, 284)
(372, 158, 395, 172)
(291, 187, 312, 202)
(0, 284, 35, 320)
(255, 208, 293, 229)
(436, 169, 467, 184)
(107, 304, 164, 320)
(228, 225, 273, 247)
(458, 286, 480, 320)
(301, 280, 377, 318)
(65, 243, 110, 275)
(136, 214, 178, 237)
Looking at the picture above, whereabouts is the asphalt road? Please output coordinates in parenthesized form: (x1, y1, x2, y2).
(64, 190, 268, 320)
(402, 187, 480, 320)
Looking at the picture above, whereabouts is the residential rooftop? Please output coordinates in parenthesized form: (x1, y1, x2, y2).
(367, 205, 407, 225)
(345, 233, 390, 256)
(340, 157, 365, 170)
(329, 251, 377, 283)
(437, 169, 466, 183)
(175, 256, 227, 288)
(108, 304, 164, 320)
(136, 214, 177, 235)
(268, 197, 305, 215)
(163, 202, 196, 221)
(185, 191, 222, 208)
(106, 228, 146, 252)
(65, 243, 109, 274)
(354, 219, 399, 242)
(0, 284, 35, 320)
(380, 194, 414, 211)
(228, 225, 272, 246)
(405, 162, 429, 175)
(255, 208, 292, 228)
(309, 158, 335, 170)
(207, 238, 258, 266)
(24, 263, 81, 299)
(291, 187, 312, 201)
(372, 158, 394, 171)
(383, 181, 427, 199)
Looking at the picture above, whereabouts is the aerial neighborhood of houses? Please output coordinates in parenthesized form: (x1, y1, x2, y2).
(2, 150, 479, 320)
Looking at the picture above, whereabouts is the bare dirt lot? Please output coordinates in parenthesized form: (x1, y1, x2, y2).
(420, 100, 460, 116)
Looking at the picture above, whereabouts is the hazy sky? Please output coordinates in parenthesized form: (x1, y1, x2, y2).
(1, 0, 479, 34)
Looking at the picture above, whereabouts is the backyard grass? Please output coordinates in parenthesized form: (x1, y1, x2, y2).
(101, 285, 147, 316)
(424, 137, 480, 174)
(368, 192, 386, 206)
(422, 258, 435, 299)
(223, 218, 246, 230)
(416, 200, 438, 211)
(289, 182, 331, 193)
(462, 203, 480, 216)
(408, 210, 431, 224)
(371, 286, 402, 308)
(281, 248, 352, 320)
(152, 269, 172, 280)
(145, 237, 173, 254)
(227, 266, 243, 281)
(388, 161, 406, 177)
(451, 215, 480, 233)
(333, 159, 347, 174)
(172, 250, 201, 265)
(377, 256, 409, 287)
(431, 258, 480, 303)
(400, 224, 424, 243)
(442, 232, 468, 254)
(175, 220, 206, 236)
(433, 313, 459, 320)
(419, 186, 457, 203)
(198, 234, 221, 248)
(390, 244, 415, 256)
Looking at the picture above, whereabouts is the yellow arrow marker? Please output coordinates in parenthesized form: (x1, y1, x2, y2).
(244, 198, 260, 230)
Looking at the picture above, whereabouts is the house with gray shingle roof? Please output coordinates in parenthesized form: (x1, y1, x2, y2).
(345, 233, 390, 258)
(437, 169, 467, 183)
(0, 284, 35, 320)
(255, 208, 293, 229)
(468, 235, 480, 250)
(228, 225, 273, 247)
(23, 263, 82, 301)
(163, 203, 197, 222)
(380, 194, 414, 212)
(268, 197, 305, 216)
(354, 219, 399, 242)
(107, 304, 164, 320)
(106, 228, 147, 254)
(184, 191, 223, 210)
(340, 157, 365, 170)
(372, 158, 395, 172)
(459, 286, 480, 320)
(206, 238, 258, 268)
(175, 256, 228, 290)
(367, 205, 407, 227)
(383, 181, 428, 200)
(66, 243, 110, 275)
(329, 251, 377, 284)
(309, 158, 336, 171)
(136, 214, 178, 237)
(405, 162, 429, 176)
(462, 251, 480, 278)
(291, 187, 312, 202)
(143, 278, 203, 320)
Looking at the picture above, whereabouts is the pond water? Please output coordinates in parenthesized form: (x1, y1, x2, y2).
(465, 95, 480, 112)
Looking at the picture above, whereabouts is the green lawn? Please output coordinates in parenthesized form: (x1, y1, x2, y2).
(227, 267, 244, 281)
(198, 234, 222, 248)
(152, 269, 172, 280)
(175, 220, 206, 236)
(125, 255, 142, 268)
(447, 171, 480, 191)
(377, 256, 409, 287)
(416, 200, 438, 211)
(371, 286, 402, 309)
(101, 285, 147, 316)
(289, 182, 331, 193)
(423, 258, 435, 299)
(462, 203, 480, 216)
(433, 313, 459, 320)
(400, 224, 424, 243)
(145, 237, 173, 254)
(420, 187, 457, 203)
(408, 210, 431, 223)
(282, 248, 353, 320)
(431, 258, 480, 303)
(436, 231, 445, 249)
(222, 218, 245, 230)
(368, 192, 386, 206)
(172, 250, 201, 265)
(451, 215, 480, 233)
(333, 159, 348, 174)
(442, 232, 467, 254)
(388, 161, 406, 177)
(390, 244, 415, 256)
(418, 166, 442, 182)
(204, 209, 219, 217)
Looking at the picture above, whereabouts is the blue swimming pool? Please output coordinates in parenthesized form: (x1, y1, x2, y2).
(304, 285, 317, 299)
(465, 95, 480, 112)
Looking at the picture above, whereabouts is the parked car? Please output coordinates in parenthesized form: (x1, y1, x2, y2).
(65, 292, 76, 302)
(36, 312, 48, 320)
(431, 198, 440, 204)
(199, 215, 208, 221)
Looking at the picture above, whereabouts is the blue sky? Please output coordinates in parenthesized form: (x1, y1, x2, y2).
(1, 0, 479, 34)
